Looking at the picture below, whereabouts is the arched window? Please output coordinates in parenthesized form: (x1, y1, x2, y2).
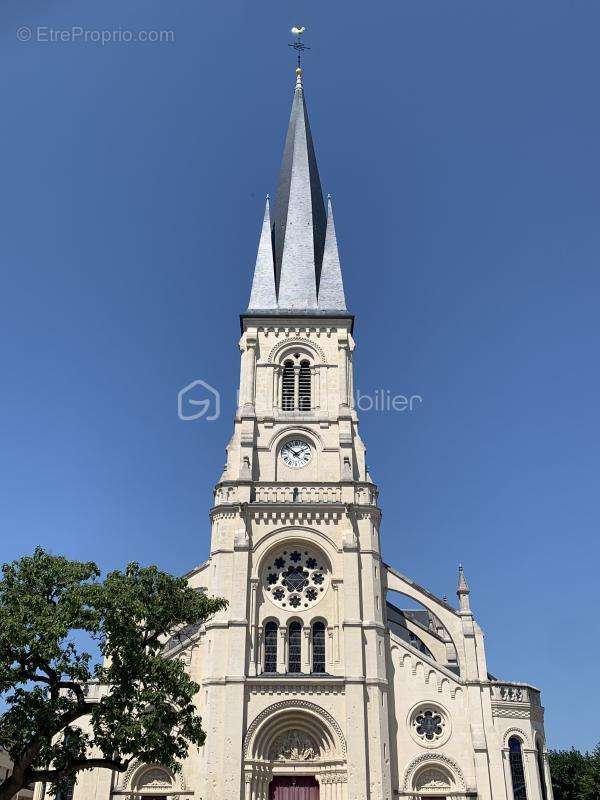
(281, 360, 295, 410)
(298, 360, 311, 410)
(537, 741, 548, 800)
(288, 621, 302, 673)
(312, 621, 326, 673)
(508, 737, 528, 800)
(264, 621, 278, 673)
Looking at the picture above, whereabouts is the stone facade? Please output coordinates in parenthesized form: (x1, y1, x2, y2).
(54, 69, 553, 800)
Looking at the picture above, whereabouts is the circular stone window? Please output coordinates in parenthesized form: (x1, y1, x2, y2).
(408, 704, 451, 748)
(263, 547, 328, 610)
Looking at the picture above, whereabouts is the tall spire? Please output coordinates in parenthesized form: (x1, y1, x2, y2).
(272, 66, 326, 309)
(246, 68, 348, 314)
(248, 196, 277, 310)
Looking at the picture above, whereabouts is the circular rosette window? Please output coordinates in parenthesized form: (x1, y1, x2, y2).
(408, 703, 451, 748)
(263, 547, 329, 610)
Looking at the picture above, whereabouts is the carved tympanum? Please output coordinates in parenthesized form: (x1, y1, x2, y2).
(415, 768, 452, 791)
(270, 730, 318, 761)
(137, 768, 173, 788)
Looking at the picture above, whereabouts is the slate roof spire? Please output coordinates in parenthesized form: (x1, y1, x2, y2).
(246, 68, 347, 314)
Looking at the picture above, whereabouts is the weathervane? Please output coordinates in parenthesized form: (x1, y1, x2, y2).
(289, 25, 310, 70)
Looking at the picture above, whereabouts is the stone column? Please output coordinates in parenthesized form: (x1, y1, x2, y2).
(319, 364, 328, 412)
(293, 364, 300, 409)
(524, 749, 541, 800)
(277, 626, 287, 673)
(246, 339, 257, 408)
(248, 578, 258, 675)
(312, 364, 320, 409)
(501, 748, 513, 799)
(338, 342, 349, 407)
(302, 624, 311, 672)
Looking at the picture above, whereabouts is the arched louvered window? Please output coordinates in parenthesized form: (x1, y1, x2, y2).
(264, 621, 278, 673)
(537, 741, 548, 800)
(312, 621, 326, 673)
(508, 737, 528, 800)
(298, 360, 311, 410)
(288, 621, 302, 673)
(281, 360, 295, 410)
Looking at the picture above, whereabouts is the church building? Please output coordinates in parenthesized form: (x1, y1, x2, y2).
(61, 64, 553, 800)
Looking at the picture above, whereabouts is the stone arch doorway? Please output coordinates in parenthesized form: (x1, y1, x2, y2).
(269, 776, 319, 800)
(243, 701, 347, 799)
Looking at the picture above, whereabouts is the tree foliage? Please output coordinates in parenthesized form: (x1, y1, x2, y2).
(0, 548, 226, 800)
(548, 744, 600, 800)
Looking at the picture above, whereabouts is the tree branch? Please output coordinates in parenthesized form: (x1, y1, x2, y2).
(28, 756, 134, 783)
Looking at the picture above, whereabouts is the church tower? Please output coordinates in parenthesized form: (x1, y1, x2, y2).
(198, 65, 392, 799)
(63, 58, 553, 800)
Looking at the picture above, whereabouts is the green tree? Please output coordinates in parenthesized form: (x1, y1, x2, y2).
(548, 747, 588, 800)
(581, 742, 600, 800)
(0, 548, 226, 800)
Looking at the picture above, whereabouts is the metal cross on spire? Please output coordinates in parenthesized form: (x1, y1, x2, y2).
(288, 25, 310, 70)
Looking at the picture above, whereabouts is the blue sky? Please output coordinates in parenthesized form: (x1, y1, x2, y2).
(1, 0, 599, 751)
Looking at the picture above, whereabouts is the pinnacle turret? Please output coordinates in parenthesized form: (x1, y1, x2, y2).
(457, 564, 472, 615)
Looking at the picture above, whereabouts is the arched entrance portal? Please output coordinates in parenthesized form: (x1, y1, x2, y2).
(243, 701, 347, 799)
(269, 776, 319, 799)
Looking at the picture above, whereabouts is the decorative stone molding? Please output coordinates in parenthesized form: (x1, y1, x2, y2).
(318, 772, 348, 785)
(118, 761, 187, 799)
(248, 682, 344, 696)
(402, 753, 466, 792)
(243, 699, 346, 757)
(502, 727, 531, 748)
(268, 337, 327, 365)
(492, 707, 531, 719)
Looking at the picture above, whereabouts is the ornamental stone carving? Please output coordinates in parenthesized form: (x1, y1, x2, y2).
(415, 768, 452, 791)
(270, 730, 318, 761)
(402, 754, 466, 792)
(138, 768, 172, 788)
(243, 700, 346, 757)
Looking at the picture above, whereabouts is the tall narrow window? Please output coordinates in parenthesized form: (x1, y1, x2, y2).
(537, 742, 548, 800)
(264, 621, 278, 673)
(281, 361, 295, 410)
(288, 621, 302, 673)
(508, 737, 528, 800)
(312, 621, 326, 673)
(298, 360, 311, 410)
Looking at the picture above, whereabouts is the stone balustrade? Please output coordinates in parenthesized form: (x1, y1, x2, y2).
(213, 483, 379, 506)
(491, 682, 541, 706)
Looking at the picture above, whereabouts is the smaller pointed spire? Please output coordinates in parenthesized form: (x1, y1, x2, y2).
(248, 196, 277, 310)
(456, 564, 472, 615)
(318, 195, 347, 311)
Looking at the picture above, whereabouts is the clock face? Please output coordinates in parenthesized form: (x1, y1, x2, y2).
(281, 439, 312, 469)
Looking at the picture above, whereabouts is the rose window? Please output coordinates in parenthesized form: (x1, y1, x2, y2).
(263, 548, 328, 610)
(413, 709, 445, 742)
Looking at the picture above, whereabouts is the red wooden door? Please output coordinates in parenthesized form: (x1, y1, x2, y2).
(269, 776, 319, 800)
